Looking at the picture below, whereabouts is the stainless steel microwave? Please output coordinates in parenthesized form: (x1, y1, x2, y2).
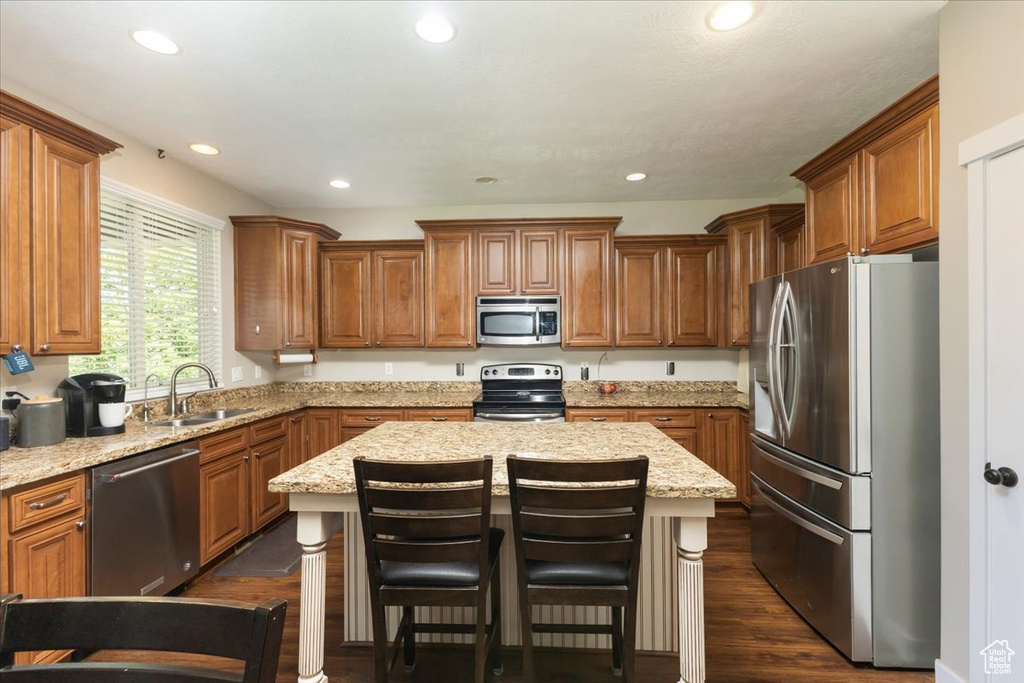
(476, 296, 561, 346)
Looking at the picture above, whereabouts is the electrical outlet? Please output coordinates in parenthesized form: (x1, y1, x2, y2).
(456, 362, 465, 377)
(580, 362, 589, 381)
(231, 367, 243, 382)
(303, 364, 313, 377)
(384, 362, 394, 376)
(254, 366, 262, 380)
(666, 361, 675, 376)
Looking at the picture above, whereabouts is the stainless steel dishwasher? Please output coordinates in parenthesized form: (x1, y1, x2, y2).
(90, 441, 200, 596)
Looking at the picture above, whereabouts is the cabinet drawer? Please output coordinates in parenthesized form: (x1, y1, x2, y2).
(404, 408, 473, 422)
(632, 409, 698, 428)
(341, 409, 404, 426)
(565, 408, 631, 423)
(249, 415, 288, 445)
(199, 427, 249, 465)
(8, 474, 85, 535)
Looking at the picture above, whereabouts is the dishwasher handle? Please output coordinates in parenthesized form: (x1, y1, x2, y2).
(99, 449, 200, 483)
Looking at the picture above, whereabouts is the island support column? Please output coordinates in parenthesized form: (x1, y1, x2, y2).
(674, 516, 708, 683)
(297, 511, 334, 683)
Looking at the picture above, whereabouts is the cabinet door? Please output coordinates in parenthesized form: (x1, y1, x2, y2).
(737, 411, 750, 507)
(476, 231, 516, 295)
(234, 225, 282, 351)
(862, 106, 939, 255)
(614, 246, 663, 347)
(805, 154, 860, 265)
(563, 228, 614, 347)
(375, 250, 424, 347)
(520, 229, 560, 295)
(769, 223, 805, 277)
(30, 131, 101, 355)
(250, 436, 289, 532)
(0, 116, 29, 355)
(307, 408, 342, 457)
(424, 231, 475, 347)
(8, 514, 86, 664)
(281, 229, 319, 349)
(288, 412, 309, 468)
(701, 409, 741, 501)
(565, 408, 631, 423)
(725, 219, 764, 347)
(199, 451, 248, 565)
(321, 250, 372, 348)
(667, 244, 720, 347)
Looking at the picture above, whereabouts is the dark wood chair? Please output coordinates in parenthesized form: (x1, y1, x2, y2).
(353, 455, 503, 683)
(506, 455, 649, 683)
(0, 594, 286, 682)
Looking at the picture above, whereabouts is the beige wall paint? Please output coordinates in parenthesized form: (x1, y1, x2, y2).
(0, 78, 277, 400)
(938, 1, 1024, 679)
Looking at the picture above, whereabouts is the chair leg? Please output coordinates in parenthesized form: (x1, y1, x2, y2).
(475, 599, 488, 683)
(518, 593, 535, 683)
(611, 605, 623, 676)
(369, 597, 389, 683)
(403, 606, 416, 672)
(490, 565, 503, 676)
(623, 604, 638, 683)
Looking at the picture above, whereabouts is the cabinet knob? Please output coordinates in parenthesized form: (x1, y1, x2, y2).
(376, 341, 381, 346)
(244, 453, 251, 461)
(285, 341, 291, 347)
(860, 248, 870, 255)
(708, 413, 713, 419)
(254, 325, 261, 335)
(291, 417, 301, 423)
(76, 521, 86, 530)
(466, 341, 471, 346)
(39, 344, 51, 352)
(657, 339, 662, 345)
(365, 341, 370, 346)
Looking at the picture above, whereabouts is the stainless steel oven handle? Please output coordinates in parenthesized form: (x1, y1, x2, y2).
(99, 449, 201, 482)
(752, 437, 842, 490)
(475, 412, 564, 421)
(752, 477, 845, 545)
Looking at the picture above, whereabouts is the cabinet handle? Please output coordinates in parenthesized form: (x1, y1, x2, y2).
(76, 521, 86, 530)
(656, 417, 672, 422)
(590, 417, 607, 422)
(364, 416, 382, 422)
(39, 344, 51, 352)
(29, 493, 67, 510)
(431, 416, 448, 422)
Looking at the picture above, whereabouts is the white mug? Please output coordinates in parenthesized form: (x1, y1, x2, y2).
(99, 402, 134, 428)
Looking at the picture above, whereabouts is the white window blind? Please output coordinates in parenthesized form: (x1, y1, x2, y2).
(70, 180, 223, 401)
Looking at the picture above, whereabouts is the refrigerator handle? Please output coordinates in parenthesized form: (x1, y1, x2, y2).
(776, 282, 797, 438)
(766, 282, 785, 438)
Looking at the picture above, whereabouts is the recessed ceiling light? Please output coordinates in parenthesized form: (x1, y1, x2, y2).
(625, 173, 647, 182)
(707, 2, 756, 31)
(329, 179, 351, 189)
(188, 143, 220, 155)
(131, 30, 180, 55)
(475, 177, 497, 185)
(416, 16, 456, 44)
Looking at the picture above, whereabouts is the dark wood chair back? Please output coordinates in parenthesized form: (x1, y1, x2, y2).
(354, 456, 493, 588)
(0, 594, 286, 682)
(507, 455, 649, 571)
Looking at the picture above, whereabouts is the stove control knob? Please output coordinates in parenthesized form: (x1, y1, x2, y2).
(545, 369, 551, 375)
(483, 370, 490, 376)
(553, 369, 560, 375)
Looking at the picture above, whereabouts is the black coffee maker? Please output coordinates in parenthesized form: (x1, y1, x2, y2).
(58, 373, 129, 437)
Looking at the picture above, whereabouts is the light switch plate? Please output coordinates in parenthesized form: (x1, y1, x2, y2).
(254, 366, 262, 380)
(231, 367, 243, 382)
(384, 362, 394, 375)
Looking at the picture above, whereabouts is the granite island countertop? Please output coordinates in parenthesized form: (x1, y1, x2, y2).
(269, 421, 737, 499)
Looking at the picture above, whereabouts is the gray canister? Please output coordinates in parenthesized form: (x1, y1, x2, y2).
(16, 396, 66, 448)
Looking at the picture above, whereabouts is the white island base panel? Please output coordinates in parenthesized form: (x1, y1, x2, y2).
(293, 494, 713, 683)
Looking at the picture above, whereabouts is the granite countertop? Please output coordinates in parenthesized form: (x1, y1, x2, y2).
(269, 422, 736, 499)
(0, 381, 747, 492)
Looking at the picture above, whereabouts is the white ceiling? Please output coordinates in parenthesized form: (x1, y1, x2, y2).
(0, 1, 942, 209)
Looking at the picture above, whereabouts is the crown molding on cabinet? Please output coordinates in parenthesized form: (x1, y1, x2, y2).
(229, 215, 341, 241)
(415, 216, 622, 232)
(0, 89, 121, 155)
(702, 204, 805, 234)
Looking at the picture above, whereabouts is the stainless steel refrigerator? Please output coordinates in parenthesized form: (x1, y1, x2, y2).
(749, 255, 939, 667)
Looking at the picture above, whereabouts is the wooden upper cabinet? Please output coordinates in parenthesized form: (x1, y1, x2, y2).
(374, 250, 424, 347)
(667, 243, 721, 347)
(520, 229, 560, 295)
(231, 215, 340, 351)
(321, 249, 372, 348)
(563, 227, 615, 347)
(421, 229, 475, 347)
(476, 231, 516, 295)
(766, 209, 806, 277)
(862, 105, 938, 254)
(614, 245, 663, 347)
(0, 91, 120, 356)
(705, 204, 803, 347)
(793, 75, 939, 263)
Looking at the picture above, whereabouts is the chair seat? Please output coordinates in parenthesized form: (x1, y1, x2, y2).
(525, 560, 629, 586)
(380, 529, 504, 587)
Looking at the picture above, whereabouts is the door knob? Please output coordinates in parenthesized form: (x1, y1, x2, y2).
(984, 462, 1019, 488)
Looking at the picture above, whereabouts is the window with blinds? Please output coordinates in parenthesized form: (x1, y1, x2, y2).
(70, 180, 223, 401)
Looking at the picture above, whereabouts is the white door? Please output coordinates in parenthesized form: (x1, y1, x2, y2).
(962, 115, 1024, 682)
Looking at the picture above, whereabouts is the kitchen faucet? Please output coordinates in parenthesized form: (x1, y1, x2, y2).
(169, 363, 217, 418)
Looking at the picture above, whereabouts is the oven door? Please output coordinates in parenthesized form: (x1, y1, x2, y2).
(477, 308, 540, 345)
(474, 411, 565, 423)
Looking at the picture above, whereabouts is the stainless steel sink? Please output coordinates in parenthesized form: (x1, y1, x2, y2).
(150, 417, 217, 428)
(189, 408, 257, 420)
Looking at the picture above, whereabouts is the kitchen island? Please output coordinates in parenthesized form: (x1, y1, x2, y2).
(270, 421, 735, 683)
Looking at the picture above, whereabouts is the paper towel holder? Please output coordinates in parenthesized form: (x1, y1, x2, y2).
(272, 349, 319, 366)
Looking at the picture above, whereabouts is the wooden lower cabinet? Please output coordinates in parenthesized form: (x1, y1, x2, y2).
(199, 447, 248, 565)
(701, 409, 744, 505)
(564, 408, 632, 423)
(403, 408, 473, 422)
(287, 411, 309, 468)
(250, 436, 289, 533)
(738, 411, 750, 506)
(307, 408, 342, 457)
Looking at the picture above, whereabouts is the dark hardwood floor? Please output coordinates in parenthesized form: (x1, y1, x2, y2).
(92, 506, 933, 682)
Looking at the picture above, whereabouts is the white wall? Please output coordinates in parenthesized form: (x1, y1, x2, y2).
(937, 1, 1024, 680)
(0, 78, 278, 399)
